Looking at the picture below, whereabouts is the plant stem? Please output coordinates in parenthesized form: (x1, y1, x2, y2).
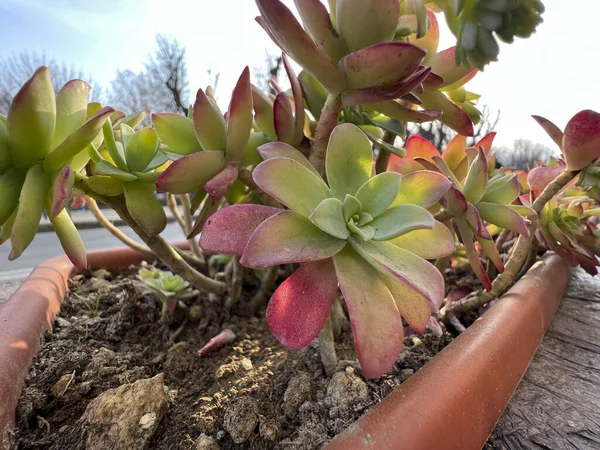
(374, 131, 394, 174)
(180, 194, 204, 260)
(251, 266, 279, 313)
(318, 314, 338, 377)
(108, 197, 227, 295)
(434, 210, 453, 222)
(446, 169, 579, 317)
(309, 94, 342, 177)
(85, 195, 205, 269)
(224, 256, 243, 310)
(486, 229, 511, 280)
(238, 167, 282, 208)
(167, 194, 187, 232)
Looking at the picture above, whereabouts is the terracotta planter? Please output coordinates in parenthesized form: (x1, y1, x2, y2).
(0, 250, 570, 450)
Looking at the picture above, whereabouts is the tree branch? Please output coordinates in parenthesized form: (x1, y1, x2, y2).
(309, 94, 342, 177)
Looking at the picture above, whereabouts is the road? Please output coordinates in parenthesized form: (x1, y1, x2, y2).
(0, 223, 186, 283)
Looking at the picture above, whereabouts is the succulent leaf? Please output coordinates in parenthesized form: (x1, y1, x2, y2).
(193, 89, 228, 150)
(0, 168, 25, 226)
(155, 150, 226, 194)
(152, 113, 202, 155)
(309, 197, 349, 239)
(52, 80, 91, 149)
(49, 164, 74, 218)
(391, 170, 452, 208)
(123, 181, 167, 236)
(226, 67, 253, 162)
(125, 127, 159, 173)
(51, 208, 87, 269)
(390, 220, 456, 259)
(355, 172, 402, 218)
(370, 204, 434, 240)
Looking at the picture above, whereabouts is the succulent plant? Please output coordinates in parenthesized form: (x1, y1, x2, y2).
(200, 123, 455, 378)
(0, 67, 114, 267)
(389, 133, 533, 289)
(137, 265, 191, 316)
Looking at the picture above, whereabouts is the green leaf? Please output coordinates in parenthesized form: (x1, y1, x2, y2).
(363, 114, 406, 138)
(91, 160, 137, 181)
(240, 210, 346, 268)
(390, 220, 456, 259)
(52, 80, 90, 150)
(298, 71, 327, 120)
(343, 194, 362, 221)
(257, 141, 320, 176)
(123, 181, 167, 236)
(391, 170, 451, 208)
(226, 67, 253, 162)
(125, 128, 159, 172)
(462, 148, 488, 204)
(335, 0, 400, 51)
(362, 128, 406, 158)
(102, 119, 128, 171)
(477, 202, 530, 236)
(85, 175, 124, 197)
(251, 87, 277, 139)
(0, 168, 25, 226)
(370, 204, 434, 240)
(253, 157, 332, 217)
(309, 197, 350, 239)
(0, 118, 12, 174)
(326, 123, 373, 200)
(355, 172, 401, 218)
(8, 67, 56, 169)
(193, 89, 227, 150)
(481, 174, 520, 205)
(152, 113, 202, 155)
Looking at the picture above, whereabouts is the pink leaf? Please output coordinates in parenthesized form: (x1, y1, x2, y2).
(420, 90, 474, 136)
(527, 165, 565, 199)
(562, 109, 600, 170)
(273, 92, 295, 144)
(282, 54, 305, 145)
(226, 67, 253, 162)
(427, 46, 476, 89)
(204, 162, 239, 203)
(196, 329, 236, 357)
(199, 204, 281, 255)
(370, 100, 442, 124)
(257, 141, 319, 175)
(241, 210, 346, 268)
(333, 246, 404, 379)
(454, 217, 492, 291)
(266, 259, 338, 348)
(49, 164, 74, 218)
(155, 150, 226, 194)
(531, 115, 563, 150)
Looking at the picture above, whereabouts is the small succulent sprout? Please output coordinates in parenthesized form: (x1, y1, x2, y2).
(137, 266, 191, 317)
(1, 67, 113, 267)
(389, 133, 532, 290)
(200, 123, 455, 378)
(155, 67, 255, 236)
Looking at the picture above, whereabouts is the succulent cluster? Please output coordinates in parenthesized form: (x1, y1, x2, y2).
(137, 266, 191, 316)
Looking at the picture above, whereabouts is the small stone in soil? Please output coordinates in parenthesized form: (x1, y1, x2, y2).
(282, 373, 313, 418)
(259, 418, 280, 442)
(196, 433, 219, 450)
(326, 367, 368, 418)
(240, 357, 253, 371)
(223, 397, 259, 444)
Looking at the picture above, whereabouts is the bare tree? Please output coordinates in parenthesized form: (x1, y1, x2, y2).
(0, 51, 103, 115)
(495, 138, 558, 170)
(408, 104, 500, 150)
(109, 34, 189, 115)
(252, 50, 283, 95)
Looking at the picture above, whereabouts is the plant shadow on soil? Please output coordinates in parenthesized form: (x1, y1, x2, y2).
(12, 263, 466, 450)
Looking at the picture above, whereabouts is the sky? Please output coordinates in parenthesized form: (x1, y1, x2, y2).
(0, 0, 598, 150)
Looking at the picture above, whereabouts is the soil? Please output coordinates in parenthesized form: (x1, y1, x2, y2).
(11, 263, 464, 450)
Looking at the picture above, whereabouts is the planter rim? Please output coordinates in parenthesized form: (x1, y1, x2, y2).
(0, 248, 570, 450)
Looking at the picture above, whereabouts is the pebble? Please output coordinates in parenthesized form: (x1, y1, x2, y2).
(223, 397, 259, 444)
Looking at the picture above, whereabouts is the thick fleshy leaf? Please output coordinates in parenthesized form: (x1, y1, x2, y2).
(388, 135, 438, 174)
(326, 123, 373, 200)
(532, 115, 563, 149)
(10, 164, 50, 260)
(187, 196, 219, 239)
(335, 0, 400, 52)
(8, 67, 56, 169)
(477, 202, 530, 236)
(293, 0, 347, 62)
(462, 147, 488, 204)
(475, 132, 496, 155)
(454, 217, 492, 291)
(241, 210, 345, 268)
(44, 106, 114, 173)
(481, 174, 520, 205)
(257, 142, 319, 176)
(427, 47, 476, 88)
(123, 111, 149, 129)
(390, 220, 455, 259)
(527, 165, 565, 199)
(465, 203, 491, 240)
(562, 109, 600, 170)
(441, 134, 467, 172)
(86, 175, 124, 197)
(90, 160, 136, 182)
(226, 67, 253, 162)
(199, 204, 281, 255)
(102, 120, 128, 171)
(370, 100, 442, 123)
(340, 43, 425, 89)
(52, 80, 91, 149)
(343, 194, 362, 221)
(333, 245, 404, 379)
(355, 172, 402, 218)
(350, 238, 444, 305)
(420, 90, 474, 136)
(408, 11, 439, 59)
(371, 204, 434, 240)
(51, 209, 87, 269)
(382, 275, 432, 332)
(155, 150, 226, 194)
(443, 186, 468, 216)
(0, 207, 17, 246)
(204, 162, 239, 201)
(0, 118, 11, 174)
(193, 89, 227, 150)
(253, 157, 332, 217)
(391, 170, 451, 208)
(273, 92, 295, 144)
(251, 86, 277, 139)
(282, 54, 305, 144)
(266, 259, 338, 349)
(309, 197, 349, 239)
(477, 235, 504, 272)
(49, 164, 74, 218)
(256, 0, 347, 94)
(123, 181, 166, 237)
(152, 113, 202, 155)
(125, 127, 159, 173)
(298, 71, 327, 120)
(0, 168, 25, 226)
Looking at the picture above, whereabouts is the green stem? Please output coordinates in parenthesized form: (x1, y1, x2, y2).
(374, 131, 395, 174)
(309, 94, 343, 177)
(446, 169, 579, 317)
(179, 193, 204, 261)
